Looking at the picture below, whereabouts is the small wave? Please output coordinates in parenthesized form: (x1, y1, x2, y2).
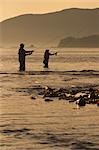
(0, 70, 99, 77)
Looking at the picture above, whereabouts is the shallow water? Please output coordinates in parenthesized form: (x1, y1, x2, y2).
(0, 47, 99, 72)
(0, 47, 99, 150)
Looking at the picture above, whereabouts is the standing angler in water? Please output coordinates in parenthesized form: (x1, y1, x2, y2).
(18, 43, 34, 71)
(43, 49, 57, 68)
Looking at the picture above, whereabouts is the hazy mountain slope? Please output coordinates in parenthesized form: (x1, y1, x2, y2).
(0, 8, 99, 47)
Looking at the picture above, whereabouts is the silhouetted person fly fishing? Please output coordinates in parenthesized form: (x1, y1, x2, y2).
(43, 49, 57, 68)
(18, 43, 34, 71)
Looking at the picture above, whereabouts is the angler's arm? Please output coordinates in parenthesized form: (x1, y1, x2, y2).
(49, 52, 57, 55)
(25, 50, 34, 53)
(25, 50, 34, 55)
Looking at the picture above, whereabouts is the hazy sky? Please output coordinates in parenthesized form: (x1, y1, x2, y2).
(0, 0, 99, 21)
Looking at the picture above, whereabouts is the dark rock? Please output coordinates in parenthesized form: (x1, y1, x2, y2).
(44, 88, 57, 98)
(58, 93, 67, 100)
(45, 98, 53, 102)
(31, 96, 36, 100)
(76, 96, 86, 106)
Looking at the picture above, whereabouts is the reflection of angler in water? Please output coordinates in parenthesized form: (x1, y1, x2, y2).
(18, 43, 34, 71)
(43, 49, 57, 68)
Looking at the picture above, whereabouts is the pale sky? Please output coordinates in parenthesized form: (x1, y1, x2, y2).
(0, 0, 99, 21)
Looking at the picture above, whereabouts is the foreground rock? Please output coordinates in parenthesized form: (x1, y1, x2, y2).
(18, 85, 99, 106)
(30, 85, 99, 106)
(45, 98, 53, 102)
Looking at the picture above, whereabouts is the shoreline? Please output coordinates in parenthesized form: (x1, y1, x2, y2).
(0, 69, 99, 75)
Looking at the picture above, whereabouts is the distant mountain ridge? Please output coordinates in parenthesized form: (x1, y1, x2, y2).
(0, 8, 99, 47)
(58, 35, 99, 47)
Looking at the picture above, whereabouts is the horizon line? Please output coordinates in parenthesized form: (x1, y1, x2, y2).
(0, 7, 99, 22)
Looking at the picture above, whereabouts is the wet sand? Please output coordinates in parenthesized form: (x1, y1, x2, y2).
(0, 70, 99, 150)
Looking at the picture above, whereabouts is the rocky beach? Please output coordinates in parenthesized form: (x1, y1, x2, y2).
(0, 47, 99, 149)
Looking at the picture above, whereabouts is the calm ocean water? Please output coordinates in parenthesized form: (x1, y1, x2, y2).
(0, 47, 99, 72)
(0, 47, 99, 150)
